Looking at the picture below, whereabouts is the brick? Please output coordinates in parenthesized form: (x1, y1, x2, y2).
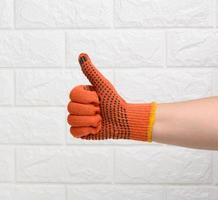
(0, 70, 13, 105)
(66, 30, 164, 67)
(0, 184, 65, 200)
(0, 147, 14, 182)
(166, 186, 218, 200)
(115, 0, 213, 27)
(115, 146, 212, 183)
(0, 0, 13, 28)
(67, 185, 164, 200)
(0, 108, 65, 144)
(167, 30, 218, 67)
(16, 69, 113, 106)
(16, 147, 113, 183)
(0, 31, 64, 67)
(115, 69, 212, 103)
(15, 0, 112, 28)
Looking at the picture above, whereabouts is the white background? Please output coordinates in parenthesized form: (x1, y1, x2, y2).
(0, 0, 218, 199)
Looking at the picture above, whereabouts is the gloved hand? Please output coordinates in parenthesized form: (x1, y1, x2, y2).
(67, 53, 157, 141)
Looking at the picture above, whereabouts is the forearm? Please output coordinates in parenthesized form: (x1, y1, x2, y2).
(152, 96, 218, 150)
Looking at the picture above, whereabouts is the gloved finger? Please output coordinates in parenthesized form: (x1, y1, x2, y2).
(69, 85, 99, 105)
(67, 114, 101, 127)
(70, 125, 101, 138)
(81, 131, 109, 140)
(78, 53, 116, 95)
(68, 102, 100, 116)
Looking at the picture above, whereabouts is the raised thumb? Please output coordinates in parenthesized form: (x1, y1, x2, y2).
(78, 53, 114, 93)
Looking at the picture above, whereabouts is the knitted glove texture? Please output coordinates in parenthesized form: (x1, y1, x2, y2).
(67, 53, 157, 141)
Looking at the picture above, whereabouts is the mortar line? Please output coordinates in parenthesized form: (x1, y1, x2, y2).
(13, 0, 16, 29)
(64, 184, 68, 200)
(13, 69, 16, 106)
(112, 147, 115, 184)
(11, 26, 216, 30)
(163, 185, 168, 200)
(64, 31, 67, 68)
(213, 0, 217, 29)
(112, 0, 115, 29)
(164, 30, 167, 69)
(14, 147, 17, 184)
(1, 65, 217, 69)
(9, 181, 217, 186)
(211, 151, 215, 185)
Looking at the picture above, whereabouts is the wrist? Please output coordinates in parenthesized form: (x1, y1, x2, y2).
(126, 102, 157, 142)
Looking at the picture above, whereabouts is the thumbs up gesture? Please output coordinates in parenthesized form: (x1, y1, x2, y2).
(67, 53, 157, 141)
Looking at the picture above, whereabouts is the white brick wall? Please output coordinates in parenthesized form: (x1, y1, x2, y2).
(0, 184, 65, 200)
(0, 0, 217, 199)
(15, 0, 113, 28)
(0, 70, 13, 105)
(115, 69, 213, 102)
(114, 0, 213, 27)
(0, 31, 65, 67)
(67, 185, 164, 200)
(115, 146, 212, 184)
(166, 186, 218, 200)
(167, 30, 218, 67)
(0, 0, 13, 28)
(66, 30, 164, 67)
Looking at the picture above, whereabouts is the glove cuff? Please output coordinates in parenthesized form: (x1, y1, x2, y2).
(126, 102, 157, 142)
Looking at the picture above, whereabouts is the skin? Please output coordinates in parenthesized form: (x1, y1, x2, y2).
(152, 96, 218, 150)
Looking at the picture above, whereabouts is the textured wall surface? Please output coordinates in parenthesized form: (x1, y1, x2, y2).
(0, 0, 218, 199)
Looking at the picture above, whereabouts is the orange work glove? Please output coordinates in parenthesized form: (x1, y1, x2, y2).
(67, 53, 157, 142)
